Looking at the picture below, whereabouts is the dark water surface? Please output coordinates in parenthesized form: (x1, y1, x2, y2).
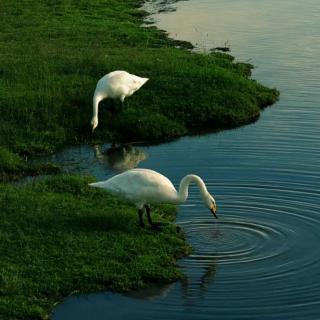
(52, 0, 320, 319)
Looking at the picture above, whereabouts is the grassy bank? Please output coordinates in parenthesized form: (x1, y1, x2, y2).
(0, 0, 279, 174)
(0, 175, 191, 319)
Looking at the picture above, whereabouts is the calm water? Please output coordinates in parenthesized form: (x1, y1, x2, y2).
(52, 0, 320, 319)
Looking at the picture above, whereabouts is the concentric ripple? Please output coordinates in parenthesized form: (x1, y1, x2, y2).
(179, 180, 320, 273)
(184, 218, 288, 265)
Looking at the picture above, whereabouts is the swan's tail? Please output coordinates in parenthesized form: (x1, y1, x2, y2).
(134, 76, 149, 90)
(140, 77, 149, 86)
(88, 181, 106, 189)
(89, 181, 115, 194)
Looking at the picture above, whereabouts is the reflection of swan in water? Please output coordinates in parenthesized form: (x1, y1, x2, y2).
(94, 144, 148, 172)
(181, 224, 222, 301)
(124, 283, 173, 301)
(124, 260, 217, 302)
(181, 259, 218, 301)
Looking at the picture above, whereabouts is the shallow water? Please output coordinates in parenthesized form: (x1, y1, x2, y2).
(52, 0, 320, 319)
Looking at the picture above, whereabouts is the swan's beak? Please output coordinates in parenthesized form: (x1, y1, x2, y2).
(210, 205, 218, 219)
(91, 122, 98, 133)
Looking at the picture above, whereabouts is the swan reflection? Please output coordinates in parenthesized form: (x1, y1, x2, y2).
(181, 259, 218, 302)
(124, 283, 173, 301)
(94, 144, 148, 172)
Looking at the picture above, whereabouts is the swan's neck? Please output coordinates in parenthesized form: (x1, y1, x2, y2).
(92, 94, 104, 122)
(177, 175, 208, 203)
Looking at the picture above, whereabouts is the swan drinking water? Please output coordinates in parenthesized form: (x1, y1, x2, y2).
(91, 71, 149, 132)
(89, 168, 217, 228)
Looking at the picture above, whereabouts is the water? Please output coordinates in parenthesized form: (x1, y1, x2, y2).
(52, 0, 320, 319)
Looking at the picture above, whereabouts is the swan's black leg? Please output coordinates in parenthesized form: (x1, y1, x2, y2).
(145, 204, 153, 226)
(138, 208, 145, 227)
(119, 97, 125, 112)
(145, 205, 162, 231)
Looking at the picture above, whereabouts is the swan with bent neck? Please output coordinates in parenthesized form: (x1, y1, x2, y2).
(89, 168, 217, 229)
(91, 70, 149, 132)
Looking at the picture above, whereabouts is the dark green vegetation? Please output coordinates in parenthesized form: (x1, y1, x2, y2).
(0, 147, 60, 182)
(0, 175, 191, 319)
(0, 0, 279, 176)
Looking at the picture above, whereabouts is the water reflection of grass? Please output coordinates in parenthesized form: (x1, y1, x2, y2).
(0, 175, 191, 319)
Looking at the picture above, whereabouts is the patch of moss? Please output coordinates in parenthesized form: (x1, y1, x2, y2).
(0, 147, 25, 173)
(0, 147, 60, 182)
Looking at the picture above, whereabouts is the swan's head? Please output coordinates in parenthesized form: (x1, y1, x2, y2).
(204, 193, 217, 218)
(91, 118, 98, 132)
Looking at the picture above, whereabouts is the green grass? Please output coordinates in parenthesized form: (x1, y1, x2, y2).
(0, 175, 191, 319)
(0, 0, 279, 176)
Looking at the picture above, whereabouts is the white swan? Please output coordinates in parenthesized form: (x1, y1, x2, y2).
(91, 71, 149, 131)
(89, 168, 217, 228)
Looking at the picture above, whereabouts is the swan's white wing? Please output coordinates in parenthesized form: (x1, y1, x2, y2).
(89, 169, 178, 207)
(98, 71, 148, 99)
